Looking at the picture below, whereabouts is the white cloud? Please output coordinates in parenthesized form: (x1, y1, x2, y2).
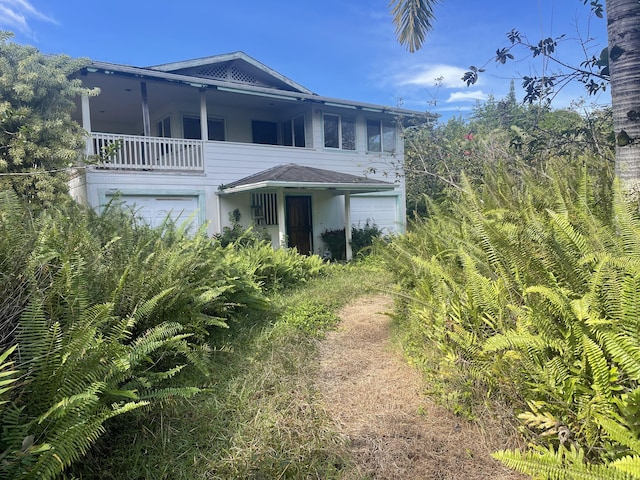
(446, 90, 489, 103)
(395, 64, 470, 89)
(437, 105, 474, 112)
(0, 0, 56, 34)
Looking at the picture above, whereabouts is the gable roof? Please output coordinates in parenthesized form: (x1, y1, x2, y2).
(146, 51, 314, 95)
(219, 164, 396, 195)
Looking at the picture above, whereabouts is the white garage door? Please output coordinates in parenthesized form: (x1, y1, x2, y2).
(350, 196, 398, 233)
(109, 194, 201, 230)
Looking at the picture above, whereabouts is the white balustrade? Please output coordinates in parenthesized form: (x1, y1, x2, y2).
(90, 133, 204, 171)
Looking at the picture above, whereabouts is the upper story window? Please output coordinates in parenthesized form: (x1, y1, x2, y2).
(281, 115, 305, 147)
(183, 115, 225, 141)
(323, 114, 355, 150)
(157, 116, 171, 138)
(252, 120, 278, 145)
(367, 119, 396, 154)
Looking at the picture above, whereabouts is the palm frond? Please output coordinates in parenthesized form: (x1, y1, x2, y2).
(389, 0, 438, 52)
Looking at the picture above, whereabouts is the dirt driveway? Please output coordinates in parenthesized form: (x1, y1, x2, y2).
(316, 295, 527, 480)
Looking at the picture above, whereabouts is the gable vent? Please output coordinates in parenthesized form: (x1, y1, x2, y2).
(194, 64, 271, 88)
(230, 65, 257, 84)
(196, 64, 228, 80)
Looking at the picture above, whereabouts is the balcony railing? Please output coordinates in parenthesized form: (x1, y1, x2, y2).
(90, 133, 204, 172)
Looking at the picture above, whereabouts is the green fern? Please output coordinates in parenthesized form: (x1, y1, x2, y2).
(494, 446, 637, 479)
(0, 345, 18, 410)
(382, 158, 640, 476)
(611, 456, 640, 478)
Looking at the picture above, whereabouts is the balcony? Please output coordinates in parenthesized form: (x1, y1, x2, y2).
(90, 133, 204, 172)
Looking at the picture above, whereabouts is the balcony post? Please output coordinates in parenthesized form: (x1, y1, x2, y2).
(81, 93, 92, 156)
(345, 192, 352, 261)
(200, 89, 208, 141)
(140, 82, 151, 136)
(277, 189, 286, 248)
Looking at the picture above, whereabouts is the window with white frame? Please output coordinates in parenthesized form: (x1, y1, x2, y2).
(323, 114, 355, 150)
(366, 119, 396, 154)
(182, 115, 225, 141)
(251, 193, 278, 226)
(157, 116, 171, 137)
(281, 115, 305, 147)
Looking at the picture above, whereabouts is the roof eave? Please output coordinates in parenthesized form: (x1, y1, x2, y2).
(218, 181, 397, 195)
(82, 61, 424, 117)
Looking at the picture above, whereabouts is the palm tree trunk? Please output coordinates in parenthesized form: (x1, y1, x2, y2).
(607, 0, 640, 186)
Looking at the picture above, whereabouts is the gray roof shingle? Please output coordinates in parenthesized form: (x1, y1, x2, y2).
(222, 163, 393, 190)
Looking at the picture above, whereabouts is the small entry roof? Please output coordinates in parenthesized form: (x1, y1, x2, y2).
(218, 164, 396, 195)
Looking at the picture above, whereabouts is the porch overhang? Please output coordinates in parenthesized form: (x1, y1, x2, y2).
(217, 163, 396, 195)
(219, 181, 395, 195)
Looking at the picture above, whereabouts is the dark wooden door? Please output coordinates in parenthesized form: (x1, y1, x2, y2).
(286, 196, 312, 254)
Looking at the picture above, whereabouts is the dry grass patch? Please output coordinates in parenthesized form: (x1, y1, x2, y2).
(317, 295, 528, 480)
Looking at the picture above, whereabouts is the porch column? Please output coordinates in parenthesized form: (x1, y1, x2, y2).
(140, 82, 151, 136)
(277, 189, 286, 248)
(200, 89, 208, 140)
(81, 93, 92, 156)
(345, 192, 353, 261)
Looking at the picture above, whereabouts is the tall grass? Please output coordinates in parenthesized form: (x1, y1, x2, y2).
(68, 262, 390, 479)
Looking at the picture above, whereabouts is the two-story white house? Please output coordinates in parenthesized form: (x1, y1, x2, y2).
(70, 52, 421, 259)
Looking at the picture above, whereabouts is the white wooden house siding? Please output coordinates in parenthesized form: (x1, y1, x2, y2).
(81, 139, 406, 246)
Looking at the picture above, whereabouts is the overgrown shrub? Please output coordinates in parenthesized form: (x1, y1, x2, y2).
(321, 222, 384, 261)
(0, 193, 276, 479)
(351, 221, 385, 256)
(233, 241, 328, 291)
(320, 228, 346, 260)
(213, 208, 271, 247)
(381, 158, 640, 477)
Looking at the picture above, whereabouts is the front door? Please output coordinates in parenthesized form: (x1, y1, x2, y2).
(286, 196, 313, 254)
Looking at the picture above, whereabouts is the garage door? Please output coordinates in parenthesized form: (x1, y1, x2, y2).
(108, 194, 201, 230)
(350, 196, 398, 233)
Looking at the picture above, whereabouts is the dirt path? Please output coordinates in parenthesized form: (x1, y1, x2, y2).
(316, 295, 527, 480)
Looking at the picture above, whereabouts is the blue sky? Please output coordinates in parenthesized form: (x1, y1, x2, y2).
(1, 0, 610, 120)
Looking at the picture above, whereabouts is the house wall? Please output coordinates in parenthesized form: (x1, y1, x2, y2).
(81, 136, 406, 244)
(68, 169, 87, 205)
(204, 140, 403, 187)
(80, 91, 407, 248)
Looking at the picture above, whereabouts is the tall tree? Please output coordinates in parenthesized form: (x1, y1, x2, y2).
(392, 1, 640, 187)
(0, 31, 95, 208)
(606, 0, 640, 187)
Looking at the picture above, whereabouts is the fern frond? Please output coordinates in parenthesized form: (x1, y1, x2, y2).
(610, 456, 640, 477)
(494, 446, 633, 480)
(37, 384, 105, 423)
(483, 331, 547, 353)
(0, 345, 18, 406)
(620, 273, 640, 334)
(611, 179, 640, 257)
(128, 322, 189, 366)
(138, 386, 201, 401)
(599, 331, 640, 380)
(582, 334, 612, 399)
(595, 413, 640, 454)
